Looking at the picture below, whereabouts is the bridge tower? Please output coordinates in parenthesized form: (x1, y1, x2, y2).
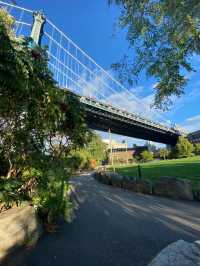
(30, 11, 46, 45)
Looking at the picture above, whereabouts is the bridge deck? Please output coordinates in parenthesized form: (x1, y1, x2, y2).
(79, 95, 180, 145)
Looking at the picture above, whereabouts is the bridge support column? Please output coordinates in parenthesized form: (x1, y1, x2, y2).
(30, 11, 46, 45)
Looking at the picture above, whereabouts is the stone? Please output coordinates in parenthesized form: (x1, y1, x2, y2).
(101, 172, 112, 185)
(107, 172, 124, 188)
(122, 176, 137, 191)
(193, 183, 200, 201)
(0, 205, 42, 262)
(153, 176, 194, 200)
(135, 179, 152, 194)
(149, 239, 200, 266)
(194, 190, 200, 201)
(93, 171, 108, 183)
(92, 171, 102, 182)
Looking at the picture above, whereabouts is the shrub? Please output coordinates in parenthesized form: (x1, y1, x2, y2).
(31, 163, 73, 223)
(159, 148, 169, 160)
(194, 144, 200, 156)
(140, 150, 154, 162)
(175, 137, 194, 158)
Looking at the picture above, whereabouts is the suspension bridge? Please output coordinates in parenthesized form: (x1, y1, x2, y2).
(0, 1, 182, 145)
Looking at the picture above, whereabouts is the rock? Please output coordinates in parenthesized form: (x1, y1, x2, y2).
(92, 171, 102, 182)
(122, 177, 152, 194)
(149, 239, 200, 266)
(193, 183, 200, 201)
(135, 179, 152, 195)
(153, 176, 194, 200)
(100, 172, 112, 185)
(107, 172, 124, 188)
(194, 191, 200, 201)
(92, 171, 108, 183)
(122, 176, 137, 191)
(0, 204, 42, 262)
(93, 171, 123, 186)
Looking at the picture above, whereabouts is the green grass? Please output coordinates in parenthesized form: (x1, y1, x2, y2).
(113, 156, 200, 186)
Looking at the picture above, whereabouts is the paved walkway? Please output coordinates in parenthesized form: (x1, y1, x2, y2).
(4, 174, 200, 266)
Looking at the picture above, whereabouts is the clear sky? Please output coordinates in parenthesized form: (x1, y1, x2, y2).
(14, 0, 200, 146)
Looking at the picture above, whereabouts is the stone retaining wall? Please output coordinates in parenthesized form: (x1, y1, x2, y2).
(93, 171, 200, 202)
(0, 204, 42, 262)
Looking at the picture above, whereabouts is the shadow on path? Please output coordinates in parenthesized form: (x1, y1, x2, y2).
(4, 174, 200, 266)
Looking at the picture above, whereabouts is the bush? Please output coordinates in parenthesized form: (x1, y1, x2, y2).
(140, 150, 154, 162)
(31, 164, 73, 223)
(0, 177, 25, 211)
(159, 148, 169, 160)
(194, 144, 200, 156)
(175, 137, 194, 158)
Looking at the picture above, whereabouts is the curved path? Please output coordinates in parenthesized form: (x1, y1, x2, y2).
(5, 174, 200, 266)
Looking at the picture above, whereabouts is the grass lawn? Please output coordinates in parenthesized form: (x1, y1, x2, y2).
(113, 156, 200, 186)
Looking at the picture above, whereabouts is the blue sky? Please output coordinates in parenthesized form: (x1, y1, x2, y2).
(15, 0, 200, 145)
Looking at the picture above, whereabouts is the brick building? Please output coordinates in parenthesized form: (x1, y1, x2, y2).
(102, 139, 148, 164)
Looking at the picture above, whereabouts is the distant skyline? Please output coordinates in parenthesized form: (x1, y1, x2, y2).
(15, 0, 200, 146)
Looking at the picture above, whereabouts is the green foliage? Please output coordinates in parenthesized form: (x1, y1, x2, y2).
(140, 150, 154, 162)
(86, 133, 107, 164)
(0, 10, 89, 222)
(68, 149, 92, 171)
(159, 148, 169, 160)
(175, 136, 194, 158)
(0, 177, 25, 211)
(194, 143, 200, 156)
(67, 133, 107, 171)
(31, 161, 72, 223)
(109, 0, 200, 108)
(0, 150, 9, 176)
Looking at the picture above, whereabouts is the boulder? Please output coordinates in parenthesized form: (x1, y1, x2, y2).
(92, 171, 102, 182)
(194, 191, 200, 201)
(0, 204, 42, 262)
(149, 239, 200, 266)
(193, 183, 200, 201)
(122, 176, 137, 191)
(153, 176, 194, 200)
(107, 172, 124, 188)
(92, 171, 108, 183)
(93, 171, 123, 186)
(135, 179, 152, 195)
(100, 172, 112, 185)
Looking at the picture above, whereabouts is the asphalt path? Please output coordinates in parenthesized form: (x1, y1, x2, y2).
(4, 174, 200, 266)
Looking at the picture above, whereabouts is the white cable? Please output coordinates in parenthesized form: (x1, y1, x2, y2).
(0, 1, 33, 13)
(46, 18, 142, 103)
(44, 31, 127, 100)
(47, 52, 107, 100)
(15, 9, 24, 35)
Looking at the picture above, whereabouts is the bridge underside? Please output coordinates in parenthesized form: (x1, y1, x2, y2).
(83, 106, 179, 146)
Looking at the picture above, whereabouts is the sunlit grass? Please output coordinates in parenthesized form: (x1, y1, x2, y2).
(114, 156, 200, 186)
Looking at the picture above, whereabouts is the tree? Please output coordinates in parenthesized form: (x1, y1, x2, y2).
(159, 148, 169, 160)
(194, 143, 200, 156)
(140, 150, 154, 162)
(175, 136, 194, 158)
(109, 0, 200, 109)
(86, 133, 107, 164)
(0, 10, 89, 221)
(67, 133, 108, 171)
